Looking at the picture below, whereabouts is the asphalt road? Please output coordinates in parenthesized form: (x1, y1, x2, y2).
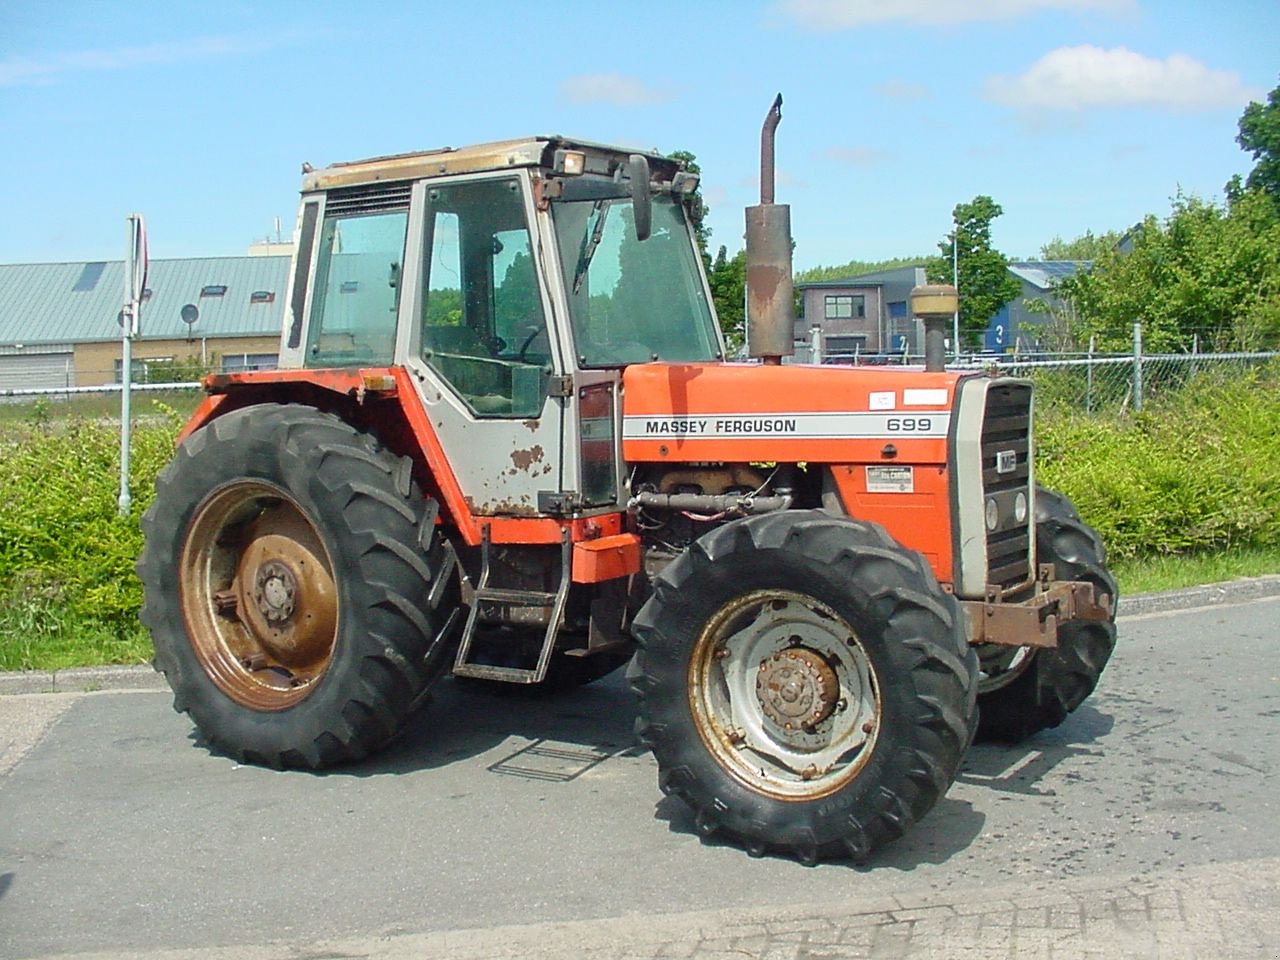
(2, 595, 1278, 959)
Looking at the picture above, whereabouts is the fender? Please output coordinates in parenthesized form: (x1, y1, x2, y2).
(180, 367, 634, 571)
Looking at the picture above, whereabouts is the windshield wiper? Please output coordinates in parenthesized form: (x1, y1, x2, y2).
(572, 200, 610, 295)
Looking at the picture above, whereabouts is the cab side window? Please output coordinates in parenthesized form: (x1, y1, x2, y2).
(420, 179, 550, 418)
(305, 206, 408, 367)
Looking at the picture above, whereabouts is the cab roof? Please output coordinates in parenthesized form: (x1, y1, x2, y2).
(300, 136, 679, 192)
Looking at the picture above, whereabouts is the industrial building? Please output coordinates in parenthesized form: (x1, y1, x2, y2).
(0, 256, 289, 392)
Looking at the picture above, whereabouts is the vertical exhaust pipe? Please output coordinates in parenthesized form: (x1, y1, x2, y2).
(745, 94, 794, 365)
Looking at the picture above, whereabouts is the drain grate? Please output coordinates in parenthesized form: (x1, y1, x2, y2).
(487, 739, 615, 782)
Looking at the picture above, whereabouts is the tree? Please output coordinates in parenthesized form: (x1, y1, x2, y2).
(707, 245, 747, 349)
(1236, 77, 1280, 208)
(1055, 189, 1280, 351)
(1038, 230, 1122, 261)
(926, 196, 1021, 349)
(667, 149, 711, 263)
(794, 256, 927, 284)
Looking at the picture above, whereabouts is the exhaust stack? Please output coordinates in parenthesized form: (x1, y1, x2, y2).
(910, 284, 959, 372)
(745, 94, 794, 365)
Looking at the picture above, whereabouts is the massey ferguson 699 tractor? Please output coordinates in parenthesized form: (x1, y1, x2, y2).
(139, 98, 1116, 863)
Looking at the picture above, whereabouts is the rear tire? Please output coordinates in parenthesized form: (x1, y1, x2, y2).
(628, 511, 977, 863)
(976, 487, 1118, 743)
(138, 403, 456, 768)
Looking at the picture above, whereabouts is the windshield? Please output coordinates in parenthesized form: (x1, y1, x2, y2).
(552, 194, 721, 366)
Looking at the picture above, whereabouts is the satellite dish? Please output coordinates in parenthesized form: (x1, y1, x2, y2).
(180, 303, 200, 343)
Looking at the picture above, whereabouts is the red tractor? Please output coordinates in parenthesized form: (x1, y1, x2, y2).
(139, 100, 1115, 862)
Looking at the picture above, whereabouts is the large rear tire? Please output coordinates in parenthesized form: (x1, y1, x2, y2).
(976, 487, 1118, 743)
(628, 511, 977, 863)
(138, 403, 456, 768)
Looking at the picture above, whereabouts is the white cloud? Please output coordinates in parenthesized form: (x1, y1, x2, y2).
(559, 73, 669, 107)
(874, 80, 930, 101)
(0, 34, 300, 87)
(823, 145, 887, 168)
(777, 0, 1131, 29)
(986, 45, 1262, 111)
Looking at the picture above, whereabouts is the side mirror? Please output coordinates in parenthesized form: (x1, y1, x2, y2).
(628, 154, 652, 242)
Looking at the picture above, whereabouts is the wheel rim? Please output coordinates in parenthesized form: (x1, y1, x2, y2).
(179, 481, 339, 710)
(688, 590, 881, 801)
(976, 643, 1035, 693)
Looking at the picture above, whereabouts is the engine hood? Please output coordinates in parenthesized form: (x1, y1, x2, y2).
(621, 362, 972, 465)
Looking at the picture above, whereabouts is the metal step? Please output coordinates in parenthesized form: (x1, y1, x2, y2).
(451, 524, 572, 684)
(474, 587, 558, 607)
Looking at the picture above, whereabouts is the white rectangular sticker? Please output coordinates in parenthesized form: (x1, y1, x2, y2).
(903, 388, 948, 406)
(866, 465, 914, 494)
(869, 391, 896, 410)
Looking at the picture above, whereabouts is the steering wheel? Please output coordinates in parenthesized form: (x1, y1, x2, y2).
(513, 322, 550, 362)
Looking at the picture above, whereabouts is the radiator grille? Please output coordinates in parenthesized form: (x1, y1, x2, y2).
(982, 382, 1033, 591)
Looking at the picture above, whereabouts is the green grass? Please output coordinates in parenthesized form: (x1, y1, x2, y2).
(0, 390, 203, 424)
(1111, 544, 1280, 596)
(0, 602, 150, 672)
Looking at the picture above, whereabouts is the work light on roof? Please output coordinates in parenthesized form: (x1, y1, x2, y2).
(553, 149, 586, 176)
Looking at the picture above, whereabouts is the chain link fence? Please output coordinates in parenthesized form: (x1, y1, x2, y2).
(963, 351, 1280, 415)
(797, 322, 1278, 417)
(4, 335, 1277, 422)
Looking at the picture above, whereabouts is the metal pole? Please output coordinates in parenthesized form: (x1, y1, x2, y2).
(118, 214, 145, 516)
(952, 233, 960, 360)
(1086, 334, 1095, 414)
(119, 264, 134, 515)
(1132, 321, 1143, 413)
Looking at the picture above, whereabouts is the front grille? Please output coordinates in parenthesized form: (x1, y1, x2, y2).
(982, 382, 1033, 591)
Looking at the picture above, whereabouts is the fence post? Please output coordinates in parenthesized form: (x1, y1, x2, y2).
(1086, 335, 1095, 414)
(1132, 321, 1144, 413)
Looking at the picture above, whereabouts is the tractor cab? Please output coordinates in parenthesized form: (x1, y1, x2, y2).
(273, 137, 720, 517)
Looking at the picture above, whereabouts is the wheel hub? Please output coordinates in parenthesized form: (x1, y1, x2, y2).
(233, 532, 337, 667)
(756, 647, 840, 732)
(254, 560, 297, 623)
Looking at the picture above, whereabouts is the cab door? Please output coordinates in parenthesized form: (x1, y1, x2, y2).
(398, 173, 566, 517)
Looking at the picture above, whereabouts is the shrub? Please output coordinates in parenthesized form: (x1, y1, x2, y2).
(1036, 362, 1280, 561)
(0, 403, 182, 669)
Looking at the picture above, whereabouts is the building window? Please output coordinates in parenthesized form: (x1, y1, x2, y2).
(825, 294, 865, 320)
(249, 290, 276, 304)
(73, 262, 107, 292)
(200, 284, 228, 297)
(221, 353, 279, 374)
(113, 357, 173, 384)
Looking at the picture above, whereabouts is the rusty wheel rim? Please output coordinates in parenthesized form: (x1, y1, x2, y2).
(179, 481, 338, 710)
(688, 590, 881, 801)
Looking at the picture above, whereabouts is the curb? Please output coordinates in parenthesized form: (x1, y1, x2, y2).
(2, 576, 1278, 698)
(1115, 573, 1280, 618)
(0, 663, 167, 696)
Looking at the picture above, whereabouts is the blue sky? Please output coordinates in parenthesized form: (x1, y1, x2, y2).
(1, 0, 1275, 271)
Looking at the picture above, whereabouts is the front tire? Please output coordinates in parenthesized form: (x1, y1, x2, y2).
(138, 403, 456, 768)
(976, 487, 1118, 742)
(628, 511, 977, 863)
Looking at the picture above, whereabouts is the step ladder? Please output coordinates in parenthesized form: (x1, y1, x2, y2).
(451, 525, 572, 683)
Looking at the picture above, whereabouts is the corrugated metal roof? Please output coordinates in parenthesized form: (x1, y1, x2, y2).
(0, 256, 290, 346)
(1007, 260, 1090, 290)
